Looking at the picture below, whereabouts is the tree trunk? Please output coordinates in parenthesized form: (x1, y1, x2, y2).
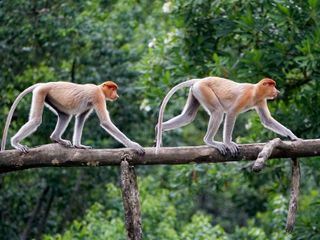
(120, 160, 142, 240)
(286, 158, 300, 232)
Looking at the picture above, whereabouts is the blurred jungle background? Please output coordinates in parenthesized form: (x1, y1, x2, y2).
(0, 0, 320, 239)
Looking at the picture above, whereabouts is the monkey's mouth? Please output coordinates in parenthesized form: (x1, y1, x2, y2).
(272, 92, 280, 99)
(267, 95, 278, 100)
(106, 96, 119, 101)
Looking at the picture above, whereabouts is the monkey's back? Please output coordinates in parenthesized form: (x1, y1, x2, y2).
(199, 77, 255, 110)
(40, 82, 99, 115)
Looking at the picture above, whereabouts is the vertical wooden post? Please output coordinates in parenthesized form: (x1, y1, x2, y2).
(286, 158, 300, 232)
(120, 157, 142, 240)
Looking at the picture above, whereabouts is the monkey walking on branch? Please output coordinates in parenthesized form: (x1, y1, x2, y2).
(1, 81, 145, 155)
(156, 77, 298, 155)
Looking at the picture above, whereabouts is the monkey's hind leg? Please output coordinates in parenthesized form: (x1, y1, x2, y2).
(11, 90, 46, 153)
(155, 89, 200, 146)
(203, 113, 227, 155)
(192, 83, 227, 155)
(50, 112, 73, 148)
(161, 89, 200, 131)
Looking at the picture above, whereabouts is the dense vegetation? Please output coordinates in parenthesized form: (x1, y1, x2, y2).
(0, 0, 319, 239)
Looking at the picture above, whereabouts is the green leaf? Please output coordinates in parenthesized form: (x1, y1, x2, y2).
(277, 3, 290, 15)
(308, 0, 318, 9)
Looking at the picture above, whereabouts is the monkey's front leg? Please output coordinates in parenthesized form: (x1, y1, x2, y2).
(95, 104, 144, 155)
(263, 118, 298, 140)
(256, 107, 298, 140)
(73, 110, 93, 149)
(223, 113, 239, 156)
(50, 113, 73, 148)
(100, 120, 145, 155)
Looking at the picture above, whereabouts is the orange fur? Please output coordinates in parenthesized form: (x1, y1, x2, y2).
(101, 81, 119, 100)
(255, 78, 279, 101)
(234, 87, 254, 113)
(261, 78, 276, 86)
(103, 81, 118, 88)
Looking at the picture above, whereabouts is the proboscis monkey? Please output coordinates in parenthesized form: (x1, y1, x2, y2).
(156, 77, 298, 155)
(1, 81, 145, 154)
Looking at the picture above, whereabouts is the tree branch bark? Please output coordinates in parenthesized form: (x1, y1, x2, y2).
(252, 138, 284, 172)
(0, 139, 319, 174)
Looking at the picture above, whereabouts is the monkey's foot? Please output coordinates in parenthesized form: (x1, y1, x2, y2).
(51, 137, 73, 148)
(204, 140, 227, 155)
(74, 144, 92, 149)
(13, 143, 29, 153)
(224, 141, 239, 156)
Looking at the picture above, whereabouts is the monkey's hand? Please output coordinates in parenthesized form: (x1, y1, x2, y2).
(128, 142, 145, 155)
(289, 134, 299, 141)
(224, 141, 239, 156)
(290, 136, 303, 146)
(74, 144, 92, 149)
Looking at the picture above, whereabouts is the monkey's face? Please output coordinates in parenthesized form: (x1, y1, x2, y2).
(102, 81, 119, 101)
(105, 87, 119, 101)
(102, 86, 119, 101)
(260, 78, 280, 100)
(263, 84, 280, 100)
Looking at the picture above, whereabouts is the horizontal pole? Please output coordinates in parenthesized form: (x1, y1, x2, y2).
(0, 139, 319, 174)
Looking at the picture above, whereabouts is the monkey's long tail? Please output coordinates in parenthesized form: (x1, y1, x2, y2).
(155, 79, 199, 154)
(1, 84, 40, 151)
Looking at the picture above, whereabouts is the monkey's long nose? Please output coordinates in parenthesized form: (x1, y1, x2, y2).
(274, 90, 281, 98)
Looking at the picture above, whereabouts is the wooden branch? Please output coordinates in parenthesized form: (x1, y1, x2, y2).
(120, 159, 142, 240)
(286, 158, 301, 232)
(252, 138, 285, 172)
(0, 139, 319, 174)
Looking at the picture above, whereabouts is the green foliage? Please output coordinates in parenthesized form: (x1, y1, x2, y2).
(181, 214, 227, 240)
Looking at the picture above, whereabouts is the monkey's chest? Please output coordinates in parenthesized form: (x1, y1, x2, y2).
(239, 105, 255, 114)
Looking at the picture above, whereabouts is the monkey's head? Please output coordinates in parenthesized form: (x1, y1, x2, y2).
(258, 78, 280, 100)
(101, 81, 119, 101)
